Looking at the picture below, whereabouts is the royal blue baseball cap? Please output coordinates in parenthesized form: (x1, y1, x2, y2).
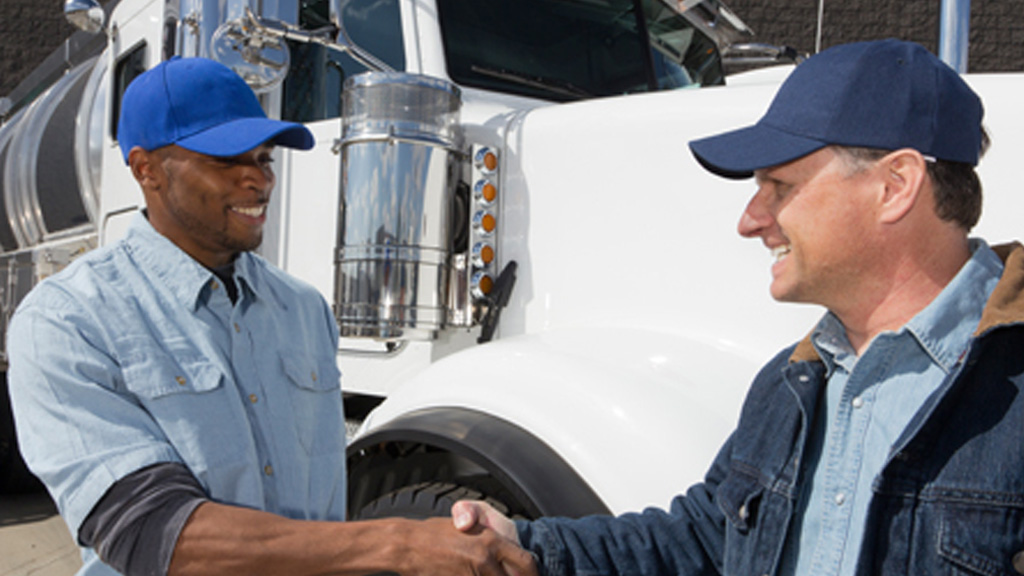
(117, 57, 314, 163)
(688, 39, 984, 179)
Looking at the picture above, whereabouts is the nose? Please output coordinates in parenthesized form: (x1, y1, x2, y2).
(737, 187, 773, 239)
(240, 158, 275, 193)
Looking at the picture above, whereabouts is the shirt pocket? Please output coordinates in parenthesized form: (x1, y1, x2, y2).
(122, 340, 223, 398)
(120, 339, 253, 488)
(280, 350, 344, 457)
(938, 500, 1024, 576)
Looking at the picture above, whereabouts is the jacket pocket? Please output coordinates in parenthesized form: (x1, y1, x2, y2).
(718, 466, 791, 576)
(938, 501, 1024, 576)
(717, 468, 765, 532)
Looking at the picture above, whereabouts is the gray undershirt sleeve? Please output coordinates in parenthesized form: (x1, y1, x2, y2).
(79, 462, 209, 576)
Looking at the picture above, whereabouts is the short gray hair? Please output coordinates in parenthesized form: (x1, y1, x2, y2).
(832, 128, 989, 231)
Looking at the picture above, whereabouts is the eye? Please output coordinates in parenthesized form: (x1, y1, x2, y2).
(211, 156, 242, 168)
(774, 182, 793, 201)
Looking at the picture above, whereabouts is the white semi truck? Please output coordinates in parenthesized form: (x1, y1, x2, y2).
(2, 0, 1022, 523)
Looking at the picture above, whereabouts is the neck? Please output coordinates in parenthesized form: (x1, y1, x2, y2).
(838, 235, 971, 355)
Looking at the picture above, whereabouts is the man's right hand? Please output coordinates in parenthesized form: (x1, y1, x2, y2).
(451, 500, 520, 544)
(168, 500, 537, 576)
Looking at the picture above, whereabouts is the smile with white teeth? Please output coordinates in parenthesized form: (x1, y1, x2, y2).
(231, 205, 266, 218)
(771, 245, 791, 262)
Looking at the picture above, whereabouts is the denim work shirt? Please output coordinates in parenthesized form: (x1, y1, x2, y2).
(8, 213, 345, 575)
(518, 241, 1024, 576)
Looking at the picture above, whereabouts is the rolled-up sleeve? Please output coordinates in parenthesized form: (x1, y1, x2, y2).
(8, 284, 182, 539)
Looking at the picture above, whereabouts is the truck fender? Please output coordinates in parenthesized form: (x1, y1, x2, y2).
(347, 406, 611, 519)
(347, 326, 761, 516)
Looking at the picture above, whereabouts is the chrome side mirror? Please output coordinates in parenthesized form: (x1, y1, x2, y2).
(327, 0, 393, 72)
(211, 7, 292, 93)
(64, 0, 105, 34)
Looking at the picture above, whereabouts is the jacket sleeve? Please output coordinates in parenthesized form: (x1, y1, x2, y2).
(516, 434, 734, 576)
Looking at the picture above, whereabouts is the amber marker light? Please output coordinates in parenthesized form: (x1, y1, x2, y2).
(475, 147, 499, 173)
(474, 179, 498, 205)
(473, 210, 497, 235)
(472, 242, 495, 267)
(472, 271, 494, 298)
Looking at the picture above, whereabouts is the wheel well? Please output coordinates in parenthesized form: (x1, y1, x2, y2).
(347, 407, 611, 519)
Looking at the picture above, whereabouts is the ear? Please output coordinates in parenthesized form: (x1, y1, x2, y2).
(877, 149, 928, 225)
(127, 147, 164, 193)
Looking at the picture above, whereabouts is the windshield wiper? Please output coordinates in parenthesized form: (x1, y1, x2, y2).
(470, 64, 594, 100)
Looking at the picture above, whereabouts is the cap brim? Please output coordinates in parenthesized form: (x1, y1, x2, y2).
(688, 123, 827, 180)
(176, 117, 315, 157)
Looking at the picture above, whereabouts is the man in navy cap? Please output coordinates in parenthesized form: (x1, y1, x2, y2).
(8, 57, 534, 576)
(451, 39, 1024, 575)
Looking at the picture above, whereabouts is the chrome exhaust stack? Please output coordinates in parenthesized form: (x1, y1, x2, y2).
(334, 73, 463, 341)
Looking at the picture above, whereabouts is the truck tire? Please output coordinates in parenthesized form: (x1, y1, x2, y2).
(352, 481, 516, 521)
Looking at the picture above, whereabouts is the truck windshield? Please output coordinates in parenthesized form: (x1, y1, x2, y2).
(436, 0, 724, 102)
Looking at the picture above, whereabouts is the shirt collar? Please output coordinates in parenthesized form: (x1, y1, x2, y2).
(123, 212, 267, 310)
(903, 238, 1003, 371)
(809, 239, 1003, 373)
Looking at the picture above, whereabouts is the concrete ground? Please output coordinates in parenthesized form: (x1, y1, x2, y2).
(0, 489, 82, 575)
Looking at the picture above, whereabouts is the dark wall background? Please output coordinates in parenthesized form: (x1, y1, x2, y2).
(726, 0, 1024, 72)
(1, 0, 78, 98)
(2, 0, 1023, 98)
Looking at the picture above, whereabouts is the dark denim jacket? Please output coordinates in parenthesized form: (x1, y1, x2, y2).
(519, 243, 1024, 576)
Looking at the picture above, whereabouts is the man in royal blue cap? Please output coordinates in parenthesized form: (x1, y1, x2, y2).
(8, 57, 535, 576)
(451, 39, 1024, 576)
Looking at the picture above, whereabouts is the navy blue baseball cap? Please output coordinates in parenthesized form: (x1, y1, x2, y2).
(688, 39, 984, 179)
(117, 57, 314, 163)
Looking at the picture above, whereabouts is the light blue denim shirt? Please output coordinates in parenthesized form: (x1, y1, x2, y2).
(783, 239, 1003, 576)
(8, 212, 345, 575)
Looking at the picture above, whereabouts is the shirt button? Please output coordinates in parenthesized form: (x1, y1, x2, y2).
(852, 396, 864, 409)
(175, 376, 187, 386)
(1013, 550, 1024, 573)
(211, 280, 219, 290)
(249, 394, 258, 404)
(234, 323, 241, 333)
(264, 465, 274, 476)
(311, 370, 318, 383)
(835, 492, 846, 506)
(798, 375, 810, 383)
(738, 504, 749, 521)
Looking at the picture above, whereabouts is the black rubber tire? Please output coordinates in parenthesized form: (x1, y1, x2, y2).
(352, 481, 514, 521)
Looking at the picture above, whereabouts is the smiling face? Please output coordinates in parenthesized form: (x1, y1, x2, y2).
(738, 147, 885, 311)
(132, 144, 276, 269)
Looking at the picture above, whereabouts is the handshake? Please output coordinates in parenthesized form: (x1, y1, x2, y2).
(400, 499, 535, 576)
